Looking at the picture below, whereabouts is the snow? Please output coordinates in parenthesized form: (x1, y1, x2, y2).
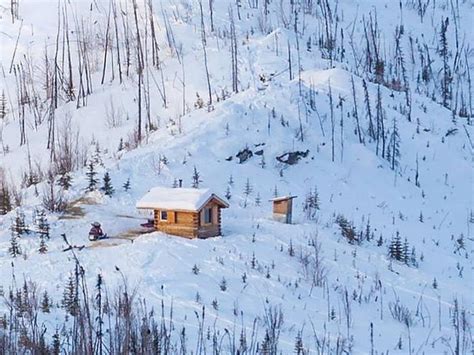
(136, 186, 227, 211)
(0, 0, 473, 353)
(269, 195, 297, 202)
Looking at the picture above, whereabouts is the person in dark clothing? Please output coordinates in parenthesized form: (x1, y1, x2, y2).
(89, 222, 105, 241)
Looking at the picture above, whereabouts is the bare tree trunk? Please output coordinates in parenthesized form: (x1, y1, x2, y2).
(199, 0, 212, 109)
(101, 1, 112, 85)
(351, 76, 363, 143)
(328, 80, 335, 162)
(113, 0, 123, 83)
(229, 6, 238, 93)
(132, 0, 143, 143)
(9, 20, 23, 74)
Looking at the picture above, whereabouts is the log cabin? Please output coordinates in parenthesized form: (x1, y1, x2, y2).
(270, 195, 297, 224)
(136, 187, 229, 239)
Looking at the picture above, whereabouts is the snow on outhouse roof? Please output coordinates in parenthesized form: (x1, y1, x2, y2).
(136, 187, 229, 211)
(269, 195, 298, 202)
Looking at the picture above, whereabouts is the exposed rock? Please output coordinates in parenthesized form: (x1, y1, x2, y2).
(276, 150, 310, 165)
(236, 147, 253, 163)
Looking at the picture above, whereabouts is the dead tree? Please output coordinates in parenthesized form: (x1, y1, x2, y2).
(132, 0, 144, 143)
(363, 79, 375, 140)
(328, 80, 335, 162)
(199, 0, 213, 109)
(101, 0, 112, 85)
(112, 0, 123, 83)
(229, 6, 238, 93)
(351, 76, 363, 143)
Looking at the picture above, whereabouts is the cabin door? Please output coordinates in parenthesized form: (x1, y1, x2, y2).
(286, 200, 293, 224)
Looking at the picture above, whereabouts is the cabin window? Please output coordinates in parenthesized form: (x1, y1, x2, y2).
(204, 207, 212, 224)
(160, 211, 168, 221)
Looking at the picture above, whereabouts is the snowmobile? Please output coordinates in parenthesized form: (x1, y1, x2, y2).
(88, 222, 108, 241)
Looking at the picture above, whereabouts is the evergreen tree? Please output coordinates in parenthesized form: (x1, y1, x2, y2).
(335, 214, 357, 244)
(377, 234, 384, 247)
(225, 186, 231, 200)
(255, 192, 261, 206)
(0, 183, 12, 215)
(389, 232, 403, 262)
(410, 246, 418, 267)
(294, 331, 305, 354)
(192, 166, 200, 188)
(101, 172, 114, 196)
(389, 117, 401, 170)
(9, 229, 21, 257)
(35, 208, 50, 240)
(38, 234, 48, 254)
(40, 291, 51, 313)
(62, 274, 79, 316)
(260, 331, 271, 355)
(0, 90, 7, 120)
(304, 187, 320, 220)
(438, 17, 452, 109)
(12, 209, 27, 236)
(243, 178, 252, 208)
(288, 239, 295, 257)
(243, 178, 252, 196)
(365, 218, 371, 241)
(219, 277, 227, 291)
(123, 178, 131, 192)
(57, 173, 72, 190)
(51, 330, 61, 355)
(86, 160, 98, 192)
(403, 238, 410, 265)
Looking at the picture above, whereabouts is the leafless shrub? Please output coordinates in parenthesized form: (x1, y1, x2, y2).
(54, 116, 81, 175)
(389, 298, 414, 327)
(262, 304, 284, 354)
(299, 234, 328, 294)
(105, 97, 125, 128)
(42, 171, 67, 213)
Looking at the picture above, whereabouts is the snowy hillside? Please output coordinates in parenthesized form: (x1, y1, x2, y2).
(0, 0, 473, 353)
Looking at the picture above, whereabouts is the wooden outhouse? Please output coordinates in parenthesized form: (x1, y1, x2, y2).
(136, 187, 229, 239)
(270, 195, 297, 224)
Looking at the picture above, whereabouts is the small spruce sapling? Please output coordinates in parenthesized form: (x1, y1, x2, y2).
(123, 178, 131, 192)
(39, 234, 48, 254)
(255, 193, 261, 206)
(102, 172, 114, 196)
(219, 277, 227, 291)
(9, 229, 21, 257)
(41, 291, 51, 313)
(243, 178, 252, 207)
(225, 186, 231, 200)
(58, 173, 72, 190)
(86, 160, 98, 192)
(192, 166, 201, 188)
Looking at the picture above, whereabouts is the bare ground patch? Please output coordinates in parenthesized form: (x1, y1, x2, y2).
(59, 196, 99, 220)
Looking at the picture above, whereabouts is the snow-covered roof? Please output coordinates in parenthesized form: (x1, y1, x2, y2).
(136, 187, 229, 211)
(269, 195, 298, 202)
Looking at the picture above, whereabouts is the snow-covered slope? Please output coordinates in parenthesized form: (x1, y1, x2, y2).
(0, 0, 472, 353)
